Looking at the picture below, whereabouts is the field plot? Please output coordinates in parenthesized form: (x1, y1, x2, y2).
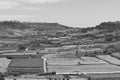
(79, 57, 107, 64)
(57, 52, 77, 58)
(87, 73, 120, 78)
(47, 56, 120, 74)
(1, 52, 37, 55)
(0, 50, 17, 53)
(8, 58, 44, 74)
(111, 53, 120, 59)
(5, 76, 48, 80)
(47, 58, 80, 66)
(47, 57, 108, 66)
(0, 58, 11, 73)
(97, 55, 120, 65)
(42, 54, 60, 59)
(0, 39, 28, 44)
(0, 52, 50, 58)
(9, 58, 43, 68)
(47, 64, 120, 74)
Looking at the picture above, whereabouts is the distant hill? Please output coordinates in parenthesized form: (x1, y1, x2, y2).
(0, 21, 70, 30)
(0, 21, 72, 50)
(95, 21, 120, 30)
(0, 21, 120, 51)
(0, 21, 71, 37)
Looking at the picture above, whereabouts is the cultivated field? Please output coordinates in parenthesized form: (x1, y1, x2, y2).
(47, 58, 79, 66)
(47, 64, 120, 74)
(46, 55, 120, 74)
(111, 53, 120, 59)
(97, 55, 120, 65)
(47, 57, 107, 66)
(0, 58, 11, 73)
(79, 57, 107, 64)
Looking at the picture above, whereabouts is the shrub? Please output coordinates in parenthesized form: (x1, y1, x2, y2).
(18, 44, 27, 51)
(105, 34, 114, 42)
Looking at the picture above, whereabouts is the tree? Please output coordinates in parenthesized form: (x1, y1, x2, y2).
(18, 44, 27, 51)
(105, 34, 114, 42)
(103, 45, 116, 54)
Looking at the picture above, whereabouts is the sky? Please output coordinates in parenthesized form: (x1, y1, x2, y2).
(0, 0, 120, 28)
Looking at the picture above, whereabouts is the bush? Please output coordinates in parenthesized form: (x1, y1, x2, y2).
(104, 45, 118, 54)
(105, 34, 114, 42)
(18, 44, 27, 51)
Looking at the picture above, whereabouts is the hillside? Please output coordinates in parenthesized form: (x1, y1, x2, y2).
(0, 21, 120, 52)
(0, 21, 72, 50)
(0, 21, 71, 37)
(72, 21, 120, 44)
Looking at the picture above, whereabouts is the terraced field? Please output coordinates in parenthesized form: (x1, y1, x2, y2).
(79, 57, 107, 64)
(46, 55, 120, 74)
(97, 55, 120, 66)
(47, 58, 79, 66)
(111, 53, 120, 59)
(47, 64, 120, 74)
(47, 57, 107, 66)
